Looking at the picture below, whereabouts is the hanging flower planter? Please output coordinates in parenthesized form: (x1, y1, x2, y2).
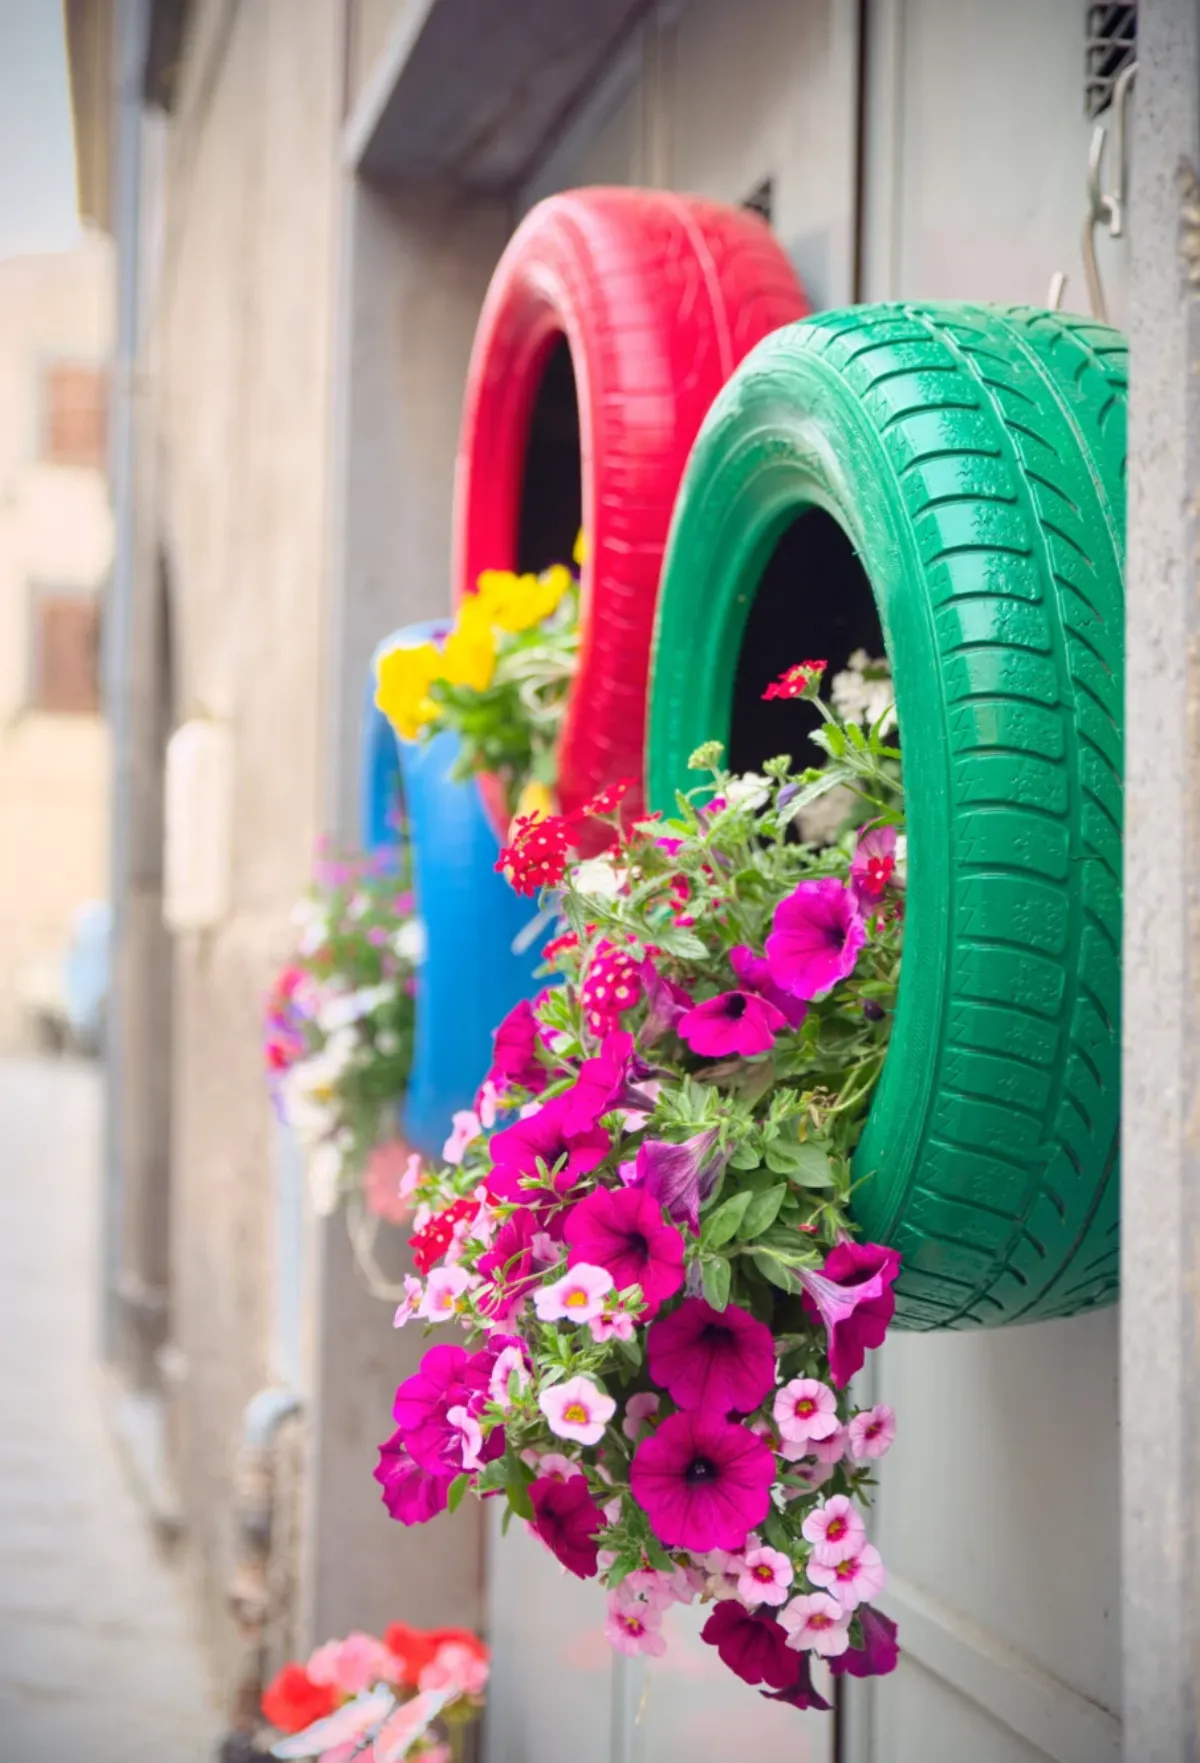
(452, 185, 809, 834)
(645, 303, 1126, 1329)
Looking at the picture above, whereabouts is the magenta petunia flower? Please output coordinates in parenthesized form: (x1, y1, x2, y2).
(528, 1472, 605, 1578)
(477, 1206, 558, 1321)
(765, 878, 866, 1000)
(373, 1430, 454, 1526)
(646, 1297, 776, 1414)
(390, 1343, 506, 1477)
(564, 1186, 685, 1315)
(829, 1603, 900, 1678)
(678, 989, 787, 1059)
(641, 966, 694, 1044)
(798, 1240, 901, 1386)
(630, 1410, 775, 1552)
(635, 1130, 730, 1236)
(850, 824, 898, 908)
(486, 997, 549, 1095)
(558, 1031, 650, 1134)
(729, 944, 808, 1030)
(760, 1649, 832, 1711)
(699, 1598, 799, 1691)
(486, 1096, 612, 1204)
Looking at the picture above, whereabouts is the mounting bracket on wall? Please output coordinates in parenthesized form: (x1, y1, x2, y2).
(1048, 55, 1137, 322)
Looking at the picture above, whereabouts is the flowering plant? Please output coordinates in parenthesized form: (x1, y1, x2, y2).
(373, 540, 583, 824)
(266, 840, 424, 1219)
(375, 662, 905, 1712)
(261, 1622, 488, 1761)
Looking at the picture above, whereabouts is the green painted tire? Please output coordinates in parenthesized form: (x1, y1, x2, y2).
(646, 304, 1126, 1329)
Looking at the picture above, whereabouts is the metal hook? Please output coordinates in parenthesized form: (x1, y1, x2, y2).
(1082, 60, 1137, 323)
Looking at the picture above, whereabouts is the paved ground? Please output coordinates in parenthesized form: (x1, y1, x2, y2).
(0, 1058, 221, 1762)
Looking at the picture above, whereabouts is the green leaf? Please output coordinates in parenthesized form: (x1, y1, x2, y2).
(738, 1184, 787, 1239)
(821, 724, 848, 758)
(762, 1506, 792, 1553)
(846, 721, 868, 752)
(447, 1473, 470, 1514)
(788, 1143, 838, 1189)
(751, 1250, 798, 1292)
(764, 1138, 807, 1174)
(703, 1189, 754, 1248)
(701, 1255, 732, 1311)
(729, 1141, 762, 1172)
(505, 1455, 534, 1520)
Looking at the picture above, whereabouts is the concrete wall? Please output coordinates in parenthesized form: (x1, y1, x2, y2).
(0, 239, 112, 1050)
(136, 0, 342, 1687)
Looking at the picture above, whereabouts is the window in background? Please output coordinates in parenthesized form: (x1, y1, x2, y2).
(42, 362, 108, 468)
(28, 585, 101, 714)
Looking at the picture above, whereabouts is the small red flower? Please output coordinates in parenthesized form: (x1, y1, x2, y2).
(496, 812, 577, 896)
(541, 931, 580, 963)
(581, 777, 637, 817)
(262, 1663, 338, 1734)
(383, 1622, 441, 1684)
(408, 1196, 479, 1274)
(762, 659, 827, 701)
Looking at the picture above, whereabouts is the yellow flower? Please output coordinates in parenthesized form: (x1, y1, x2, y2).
(514, 778, 554, 825)
(573, 528, 588, 567)
(441, 597, 496, 690)
(474, 564, 571, 634)
(374, 641, 442, 742)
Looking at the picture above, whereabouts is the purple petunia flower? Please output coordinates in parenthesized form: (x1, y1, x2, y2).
(798, 1241, 902, 1387)
(486, 1095, 612, 1203)
(528, 1473, 606, 1578)
(646, 1297, 776, 1414)
(641, 967, 694, 1044)
(373, 1431, 454, 1526)
(564, 1186, 685, 1316)
(700, 1599, 799, 1691)
(729, 944, 808, 1031)
(635, 1131, 730, 1236)
(829, 1604, 901, 1678)
(765, 878, 866, 1000)
(629, 1409, 775, 1551)
(678, 989, 787, 1059)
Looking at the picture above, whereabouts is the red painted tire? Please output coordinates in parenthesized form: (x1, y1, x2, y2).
(452, 187, 808, 834)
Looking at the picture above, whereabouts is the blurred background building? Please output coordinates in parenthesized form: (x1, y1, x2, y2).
(56, 2, 1197, 1761)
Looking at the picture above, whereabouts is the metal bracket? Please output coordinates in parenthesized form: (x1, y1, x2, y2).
(1049, 59, 1137, 320)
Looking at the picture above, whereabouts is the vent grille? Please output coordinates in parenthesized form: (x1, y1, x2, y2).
(1086, 3, 1137, 118)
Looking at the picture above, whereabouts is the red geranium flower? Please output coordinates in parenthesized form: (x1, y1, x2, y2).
(262, 1663, 338, 1734)
(383, 1622, 440, 1683)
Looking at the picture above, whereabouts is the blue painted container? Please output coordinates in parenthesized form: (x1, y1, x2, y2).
(361, 624, 546, 1157)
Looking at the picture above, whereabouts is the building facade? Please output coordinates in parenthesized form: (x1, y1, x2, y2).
(66, 1, 1200, 1760)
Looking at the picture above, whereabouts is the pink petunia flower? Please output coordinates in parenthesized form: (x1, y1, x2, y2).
(704, 1547, 747, 1601)
(418, 1265, 475, 1322)
(486, 1096, 612, 1204)
(778, 1592, 853, 1657)
(564, 1186, 685, 1316)
(848, 1403, 896, 1461)
(829, 1603, 900, 1678)
(781, 1458, 836, 1497)
(807, 1541, 886, 1612)
(392, 1274, 423, 1329)
(646, 1297, 776, 1415)
(589, 1303, 635, 1344)
(798, 1241, 901, 1386)
(443, 1110, 482, 1165)
(737, 1545, 795, 1608)
(445, 1403, 484, 1470)
(677, 989, 787, 1059)
(773, 1377, 839, 1448)
(729, 944, 808, 1030)
(486, 997, 549, 1095)
(534, 1263, 614, 1324)
(850, 823, 898, 908)
(605, 1589, 668, 1658)
(699, 1599, 801, 1691)
(792, 1423, 847, 1467)
(538, 1374, 616, 1445)
(622, 1390, 661, 1442)
(488, 1343, 530, 1410)
(307, 1632, 398, 1696)
(802, 1495, 866, 1567)
(524, 1450, 581, 1483)
(528, 1473, 605, 1578)
(419, 1640, 490, 1698)
(765, 878, 866, 1000)
(630, 1410, 775, 1553)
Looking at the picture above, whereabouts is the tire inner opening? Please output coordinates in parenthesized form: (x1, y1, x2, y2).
(516, 336, 582, 574)
(729, 507, 887, 779)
